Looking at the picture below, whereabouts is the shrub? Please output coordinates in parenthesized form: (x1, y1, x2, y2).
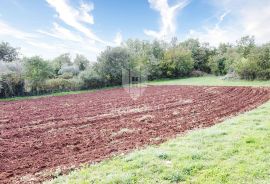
(79, 69, 105, 89)
(0, 61, 24, 97)
(0, 73, 24, 98)
(235, 58, 259, 80)
(23, 56, 54, 94)
(161, 48, 194, 78)
(43, 78, 82, 92)
(59, 72, 74, 79)
(257, 69, 270, 80)
(190, 70, 207, 77)
(208, 55, 227, 75)
(96, 47, 134, 86)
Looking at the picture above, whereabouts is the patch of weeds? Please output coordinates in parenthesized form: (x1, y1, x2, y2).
(245, 137, 256, 144)
(163, 172, 186, 183)
(157, 151, 169, 160)
(106, 173, 136, 184)
(182, 164, 204, 176)
(191, 153, 203, 160)
(256, 126, 268, 131)
(220, 173, 230, 183)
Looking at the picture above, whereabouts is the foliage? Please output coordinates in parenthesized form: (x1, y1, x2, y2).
(2, 36, 270, 98)
(79, 68, 105, 89)
(190, 70, 207, 77)
(0, 61, 24, 97)
(181, 39, 212, 73)
(161, 48, 194, 78)
(235, 44, 270, 80)
(51, 53, 72, 74)
(0, 73, 24, 98)
(58, 65, 80, 76)
(23, 56, 54, 93)
(74, 54, 89, 71)
(0, 42, 19, 62)
(237, 36, 256, 58)
(96, 47, 134, 85)
(43, 78, 82, 92)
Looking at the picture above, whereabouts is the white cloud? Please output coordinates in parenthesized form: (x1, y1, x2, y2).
(187, 11, 239, 46)
(114, 32, 123, 46)
(188, 0, 270, 45)
(0, 20, 36, 40)
(46, 0, 108, 44)
(38, 22, 83, 42)
(0, 1, 122, 60)
(79, 2, 95, 24)
(0, 20, 101, 60)
(145, 0, 190, 40)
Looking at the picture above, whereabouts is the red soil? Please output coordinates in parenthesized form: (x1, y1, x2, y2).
(0, 85, 269, 183)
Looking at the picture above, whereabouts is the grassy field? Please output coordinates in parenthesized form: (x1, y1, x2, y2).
(150, 75, 270, 87)
(48, 100, 270, 184)
(45, 76, 270, 184)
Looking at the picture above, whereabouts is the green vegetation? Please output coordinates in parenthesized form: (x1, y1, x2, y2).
(47, 98, 270, 184)
(1, 35, 270, 98)
(150, 75, 270, 87)
(1, 76, 270, 101)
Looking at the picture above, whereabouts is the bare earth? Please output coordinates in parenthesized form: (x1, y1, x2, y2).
(0, 85, 269, 183)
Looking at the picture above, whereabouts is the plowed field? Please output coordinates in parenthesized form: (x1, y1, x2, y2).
(0, 85, 269, 183)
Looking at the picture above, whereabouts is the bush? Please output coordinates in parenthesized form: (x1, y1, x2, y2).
(235, 58, 259, 80)
(208, 55, 227, 75)
(161, 48, 194, 78)
(221, 70, 240, 80)
(0, 61, 24, 98)
(96, 47, 134, 86)
(0, 73, 24, 98)
(59, 72, 74, 79)
(190, 70, 207, 77)
(24, 56, 54, 94)
(257, 69, 270, 80)
(79, 69, 106, 89)
(43, 78, 82, 92)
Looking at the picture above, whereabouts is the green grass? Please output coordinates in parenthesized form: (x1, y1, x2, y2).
(47, 101, 270, 184)
(150, 75, 270, 87)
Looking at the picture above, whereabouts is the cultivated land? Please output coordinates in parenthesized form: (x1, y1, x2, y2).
(48, 99, 270, 184)
(0, 84, 270, 183)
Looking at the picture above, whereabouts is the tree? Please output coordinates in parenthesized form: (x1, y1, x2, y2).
(74, 54, 89, 71)
(96, 47, 133, 85)
(51, 53, 72, 74)
(0, 42, 19, 62)
(161, 48, 194, 78)
(217, 43, 232, 55)
(24, 56, 53, 93)
(180, 39, 212, 73)
(237, 36, 255, 58)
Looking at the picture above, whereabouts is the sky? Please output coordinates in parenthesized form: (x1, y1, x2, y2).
(0, 0, 270, 61)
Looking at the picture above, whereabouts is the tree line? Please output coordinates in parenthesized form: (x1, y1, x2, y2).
(1, 35, 270, 98)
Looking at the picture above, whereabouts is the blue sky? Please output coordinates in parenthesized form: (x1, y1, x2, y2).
(0, 0, 270, 60)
